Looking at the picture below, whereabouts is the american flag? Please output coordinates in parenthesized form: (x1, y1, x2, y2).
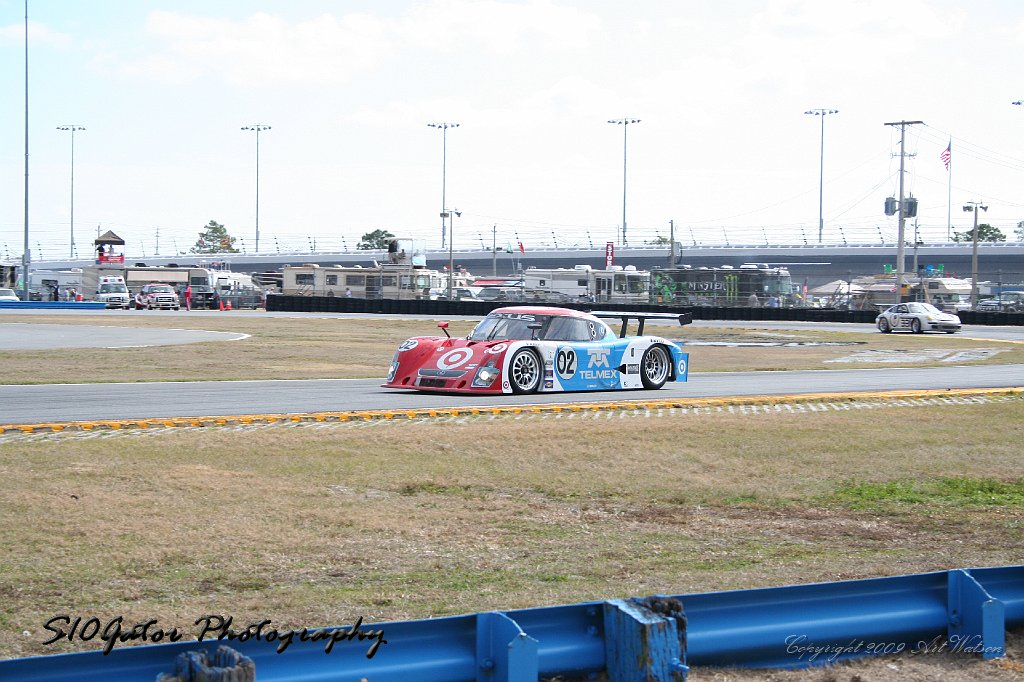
(940, 142, 951, 171)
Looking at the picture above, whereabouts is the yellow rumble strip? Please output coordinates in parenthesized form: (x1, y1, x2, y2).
(2, 387, 1022, 435)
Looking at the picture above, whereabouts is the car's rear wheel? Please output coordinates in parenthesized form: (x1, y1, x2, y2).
(641, 345, 670, 390)
(878, 318, 891, 333)
(508, 349, 541, 394)
(911, 319, 922, 334)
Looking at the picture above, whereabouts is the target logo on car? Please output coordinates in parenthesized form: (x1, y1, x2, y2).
(437, 348, 474, 370)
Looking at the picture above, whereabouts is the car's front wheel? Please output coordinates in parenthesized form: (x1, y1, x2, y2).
(911, 319, 922, 334)
(878, 318, 891, 333)
(641, 345, 671, 390)
(508, 349, 541, 394)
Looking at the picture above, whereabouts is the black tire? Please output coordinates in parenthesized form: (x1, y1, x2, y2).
(508, 349, 541, 394)
(911, 318, 922, 334)
(878, 318, 891, 333)
(640, 345, 671, 390)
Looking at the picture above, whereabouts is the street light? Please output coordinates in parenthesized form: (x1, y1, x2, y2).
(608, 118, 640, 246)
(428, 122, 459, 249)
(962, 201, 988, 309)
(441, 209, 461, 300)
(241, 124, 271, 253)
(56, 125, 85, 259)
(804, 108, 838, 243)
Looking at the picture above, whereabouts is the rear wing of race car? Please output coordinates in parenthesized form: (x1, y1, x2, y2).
(589, 311, 693, 338)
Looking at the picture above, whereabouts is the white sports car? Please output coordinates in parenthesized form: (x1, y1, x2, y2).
(876, 302, 961, 334)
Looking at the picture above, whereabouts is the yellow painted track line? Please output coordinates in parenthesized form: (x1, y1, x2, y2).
(2, 387, 1022, 434)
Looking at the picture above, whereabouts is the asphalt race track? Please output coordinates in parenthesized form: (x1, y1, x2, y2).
(1, 364, 1022, 425)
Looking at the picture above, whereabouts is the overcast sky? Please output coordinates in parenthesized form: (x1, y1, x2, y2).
(1, 0, 1022, 260)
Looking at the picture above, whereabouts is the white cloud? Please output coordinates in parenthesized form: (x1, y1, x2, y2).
(0, 20, 72, 48)
(106, 1, 602, 88)
(119, 10, 395, 86)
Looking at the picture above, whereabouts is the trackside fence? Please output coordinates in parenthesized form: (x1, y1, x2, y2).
(265, 295, 1024, 326)
(2, 565, 1020, 681)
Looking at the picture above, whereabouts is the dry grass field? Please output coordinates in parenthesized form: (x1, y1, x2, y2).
(0, 313, 1021, 679)
(1, 400, 1022, 678)
(1, 312, 1022, 384)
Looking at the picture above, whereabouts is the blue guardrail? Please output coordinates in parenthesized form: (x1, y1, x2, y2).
(1, 565, 1020, 681)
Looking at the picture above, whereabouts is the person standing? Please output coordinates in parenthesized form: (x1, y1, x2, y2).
(184, 283, 192, 311)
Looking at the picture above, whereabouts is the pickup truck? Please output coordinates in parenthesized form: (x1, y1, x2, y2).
(134, 283, 180, 310)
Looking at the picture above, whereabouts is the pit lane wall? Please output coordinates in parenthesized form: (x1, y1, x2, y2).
(266, 294, 1024, 325)
(2, 565, 1020, 681)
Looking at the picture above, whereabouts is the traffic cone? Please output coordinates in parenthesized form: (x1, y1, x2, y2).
(226, 300, 232, 311)
(218, 299, 224, 311)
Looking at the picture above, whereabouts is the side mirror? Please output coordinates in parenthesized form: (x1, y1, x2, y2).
(437, 321, 451, 338)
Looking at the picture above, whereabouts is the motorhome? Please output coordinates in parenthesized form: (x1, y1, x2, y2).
(28, 269, 83, 301)
(651, 263, 793, 306)
(851, 275, 974, 311)
(282, 238, 442, 300)
(283, 263, 442, 299)
(518, 265, 651, 304)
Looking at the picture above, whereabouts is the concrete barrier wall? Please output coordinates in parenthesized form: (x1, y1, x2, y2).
(265, 295, 1024, 326)
(0, 301, 107, 310)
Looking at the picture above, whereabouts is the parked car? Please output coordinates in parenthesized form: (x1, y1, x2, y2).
(383, 306, 691, 394)
(876, 302, 961, 334)
(0, 287, 20, 302)
(134, 283, 180, 310)
(476, 287, 525, 302)
(977, 297, 1023, 313)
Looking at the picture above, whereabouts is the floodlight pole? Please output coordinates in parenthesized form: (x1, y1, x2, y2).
(57, 125, 85, 258)
(428, 123, 459, 249)
(804, 109, 838, 243)
(242, 124, 271, 253)
(608, 118, 640, 246)
(21, 0, 30, 301)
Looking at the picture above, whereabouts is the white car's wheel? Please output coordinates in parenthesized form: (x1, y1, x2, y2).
(878, 318, 891, 333)
(508, 349, 541, 394)
(911, 318, 922, 334)
(641, 345, 670, 390)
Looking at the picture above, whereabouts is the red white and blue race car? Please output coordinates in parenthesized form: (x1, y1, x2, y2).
(383, 306, 691, 394)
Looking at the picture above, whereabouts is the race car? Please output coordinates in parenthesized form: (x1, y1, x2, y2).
(876, 302, 961, 334)
(383, 306, 691, 394)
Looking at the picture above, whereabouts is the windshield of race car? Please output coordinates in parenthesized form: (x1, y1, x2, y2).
(468, 312, 613, 342)
(907, 303, 943, 315)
